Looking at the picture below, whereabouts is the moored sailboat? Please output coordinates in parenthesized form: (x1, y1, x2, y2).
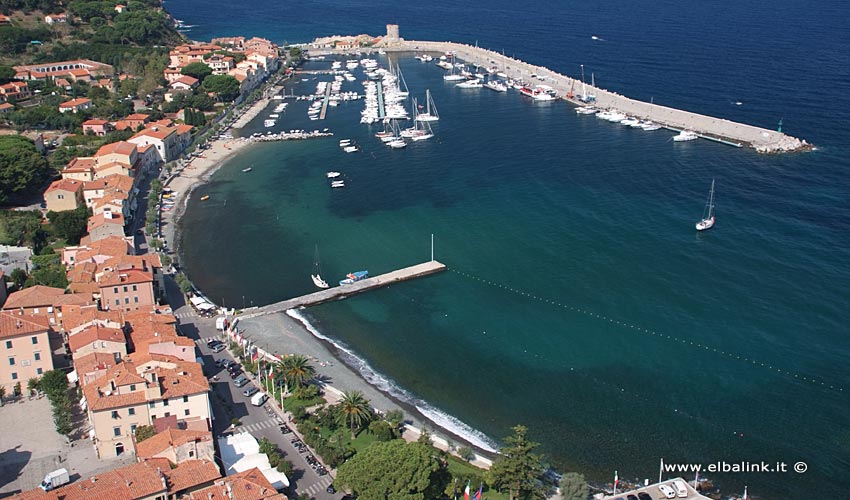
(416, 89, 440, 122)
(311, 246, 330, 289)
(696, 179, 716, 231)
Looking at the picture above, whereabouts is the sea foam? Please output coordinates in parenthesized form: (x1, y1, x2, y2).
(286, 308, 499, 453)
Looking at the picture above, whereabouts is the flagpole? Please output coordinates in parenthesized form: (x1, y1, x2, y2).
(614, 470, 618, 494)
(658, 458, 664, 484)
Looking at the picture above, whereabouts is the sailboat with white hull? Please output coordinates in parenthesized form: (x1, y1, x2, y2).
(416, 89, 439, 122)
(696, 179, 716, 231)
(311, 245, 330, 288)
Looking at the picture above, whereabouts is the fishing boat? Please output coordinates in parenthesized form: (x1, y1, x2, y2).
(311, 246, 330, 289)
(200, 195, 210, 201)
(416, 89, 439, 122)
(339, 270, 368, 286)
(242, 167, 252, 172)
(343, 145, 360, 153)
(326, 171, 341, 178)
(696, 179, 716, 231)
(575, 105, 597, 115)
(673, 130, 698, 142)
(263, 119, 276, 127)
(331, 180, 345, 188)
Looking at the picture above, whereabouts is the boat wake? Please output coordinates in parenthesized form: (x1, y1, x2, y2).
(286, 309, 499, 453)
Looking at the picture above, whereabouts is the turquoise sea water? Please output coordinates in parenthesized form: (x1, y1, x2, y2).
(172, 1, 850, 498)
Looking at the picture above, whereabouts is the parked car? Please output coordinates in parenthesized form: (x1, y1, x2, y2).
(658, 484, 676, 499)
(638, 493, 653, 500)
(672, 480, 689, 498)
(243, 386, 259, 397)
(211, 344, 225, 353)
(250, 392, 268, 406)
(233, 375, 249, 387)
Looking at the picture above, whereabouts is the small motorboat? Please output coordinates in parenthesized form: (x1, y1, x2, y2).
(326, 171, 341, 178)
(242, 167, 252, 173)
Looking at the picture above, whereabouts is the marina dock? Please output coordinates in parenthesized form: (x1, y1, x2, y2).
(307, 41, 808, 153)
(319, 84, 331, 120)
(241, 260, 447, 319)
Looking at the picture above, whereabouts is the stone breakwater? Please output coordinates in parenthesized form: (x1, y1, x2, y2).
(311, 40, 809, 153)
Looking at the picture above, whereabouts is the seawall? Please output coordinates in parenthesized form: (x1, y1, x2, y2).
(309, 40, 809, 153)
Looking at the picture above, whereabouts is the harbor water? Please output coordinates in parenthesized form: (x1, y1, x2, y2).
(172, 1, 850, 498)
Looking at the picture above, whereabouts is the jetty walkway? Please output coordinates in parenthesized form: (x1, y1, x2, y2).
(308, 41, 807, 153)
(240, 261, 447, 319)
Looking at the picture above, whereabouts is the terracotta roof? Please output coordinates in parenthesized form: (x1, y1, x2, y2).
(69, 68, 90, 77)
(186, 468, 284, 500)
(60, 304, 123, 332)
(73, 351, 120, 385)
(64, 157, 96, 173)
(126, 113, 150, 121)
(84, 173, 135, 193)
(13, 458, 173, 500)
(163, 459, 221, 493)
(52, 293, 93, 307)
(0, 103, 13, 111)
(66, 264, 99, 297)
(171, 75, 199, 87)
(135, 427, 212, 458)
(103, 254, 160, 271)
(59, 97, 91, 108)
(87, 211, 125, 230)
(68, 324, 126, 353)
(175, 124, 193, 134)
(97, 267, 153, 287)
(45, 178, 83, 194)
(0, 311, 49, 340)
(157, 360, 209, 399)
(131, 126, 175, 141)
(82, 119, 109, 126)
(94, 160, 133, 174)
(95, 141, 136, 157)
(2, 285, 66, 310)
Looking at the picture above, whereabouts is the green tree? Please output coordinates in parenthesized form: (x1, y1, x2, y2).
(457, 445, 475, 463)
(181, 62, 212, 81)
(202, 74, 240, 101)
(385, 408, 405, 431)
(175, 273, 192, 293)
(277, 354, 315, 390)
(10, 268, 28, 290)
(13, 381, 22, 397)
(559, 472, 589, 500)
(417, 427, 432, 446)
(39, 369, 69, 398)
(276, 460, 294, 476)
(0, 135, 51, 204)
(335, 390, 373, 439)
(488, 425, 545, 500)
(27, 377, 41, 396)
(47, 206, 90, 244)
(368, 419, 395, 442)
(134, 424, 157, 442)
(336, 440, 449, 500)
(0, 65, 15, 84)
(28, 252, 68, 289)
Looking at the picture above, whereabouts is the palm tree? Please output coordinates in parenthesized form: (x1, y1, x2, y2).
(336, 390, 373, 439)
(279, 354, 315, 390)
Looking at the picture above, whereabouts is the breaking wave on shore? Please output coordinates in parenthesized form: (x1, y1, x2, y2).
(286, 308, 499, 453)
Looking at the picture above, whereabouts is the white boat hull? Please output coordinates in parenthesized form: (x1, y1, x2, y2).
(696, 216, 715, 231)
(311, 274, 330, 288)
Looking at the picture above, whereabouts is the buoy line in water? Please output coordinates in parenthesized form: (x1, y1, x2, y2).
(448, 267, 843, 393)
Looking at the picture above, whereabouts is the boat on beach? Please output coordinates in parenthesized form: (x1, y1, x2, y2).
(696, 179, 716, 231)
(339, 270, 368, 286)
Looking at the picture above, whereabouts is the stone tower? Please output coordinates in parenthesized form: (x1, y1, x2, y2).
(385, 24, 400, 43)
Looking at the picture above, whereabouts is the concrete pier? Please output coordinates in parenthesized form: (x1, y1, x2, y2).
(241, 260, 447, 319)
(319, 84, 331, 120)
(307, 41, 808, 153)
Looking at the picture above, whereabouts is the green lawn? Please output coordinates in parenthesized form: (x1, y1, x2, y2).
(445, 455, 509, 500)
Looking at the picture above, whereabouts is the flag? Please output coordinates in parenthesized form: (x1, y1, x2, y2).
(473, 483, 482, 500)
(268, 364, 274, 378)
(614, 470, 619, 493)
(463, 480, 470, 500)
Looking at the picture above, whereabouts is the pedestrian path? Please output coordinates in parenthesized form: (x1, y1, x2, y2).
(174, 311, 196, 320)
(300, 476, 334, 496)
(236, 418, 282, 435)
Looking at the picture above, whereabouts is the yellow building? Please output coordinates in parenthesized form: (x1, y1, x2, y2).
(0, 311, 54, 392)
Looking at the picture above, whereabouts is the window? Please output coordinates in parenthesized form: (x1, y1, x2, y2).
(149, 401, 155, 408)
(31, 336, 38, 345)
(184, 409, 190, 416)
(123, 286, 128, 292)
(134, 297, 139, 303)
(34, 352, 40, 361)
(124, 297, 129, 304)
(4, 340, 10, 349)
(8, 357, 14, 366)
(130, 424, 137, 433)
(37, 368, 43, 375)
(113, 287, 118, 293)
(183, 395, 188, 403)
(57, 194, 64, 199)
(11, 372, 17, 380)
(129, 384, 136, 391)
(113, 427, 121, 437)
(132, 285, 137, 292)
(188, 450, 194, 458)
(162, 398, 169, 406)
(112, 411, 119, 419)
(115, 299, 120, 306)
(164, 412, 170, 418)
(128, 408, 135, 416)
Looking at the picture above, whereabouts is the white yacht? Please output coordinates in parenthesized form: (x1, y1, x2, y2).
(575, 106, 597, 115)
(416, 89, 439, 122)
(673, 130, 699, 142)
(484, 80, 508, 92)
(456, 79, 483, 88)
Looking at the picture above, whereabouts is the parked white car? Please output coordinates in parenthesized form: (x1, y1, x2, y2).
(658, 484, 677, 499)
